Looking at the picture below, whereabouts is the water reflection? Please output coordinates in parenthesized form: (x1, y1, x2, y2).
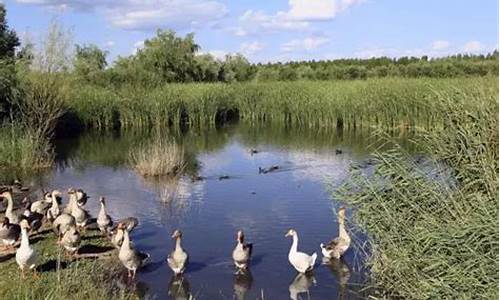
(288, 272, 316, 300)
(168, 275, 192, 300)
(323, 257, 351, 300)
(233, 269, 253, 300)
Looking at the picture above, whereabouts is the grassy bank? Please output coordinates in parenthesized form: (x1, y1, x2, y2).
(338, 82, 498, 298)
(67, 77, 497, 131)
(0, 227, 139, 300)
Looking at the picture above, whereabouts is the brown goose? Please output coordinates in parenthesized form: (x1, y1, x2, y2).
(30, 191, 53, 215)
(320, 207, 351, 259)
(52, 213, 76, 242)
(232, 230, 253, 270)
(166, 230, 189, 275)
(20, 199, 43, 233)
(61, 225, 81, 257)
(118, 223, 150, 278)
(0, 217, 20, 250)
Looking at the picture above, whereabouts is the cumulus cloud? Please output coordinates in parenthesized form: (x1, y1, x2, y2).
(462, 40, 484, 53)
(431, 40, 450, 50)
(233, 0, 362, 36)
(282, 36, 330, 52)
(106, 0, 228, 31)
(239, 41, 265, 56)
(236, 9, 310, 36)
(288, 0, 363, 21)
(132, 40, 144, 54)
(104, 40, 115, 49)
(16, 0, 228, 31)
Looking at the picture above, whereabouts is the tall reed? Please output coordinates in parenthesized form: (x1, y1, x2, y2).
(338, 82, 498, 298)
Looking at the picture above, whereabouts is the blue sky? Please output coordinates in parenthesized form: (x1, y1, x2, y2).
(4, 0, 499, 63)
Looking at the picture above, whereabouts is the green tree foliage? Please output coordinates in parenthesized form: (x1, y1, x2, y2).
(220, 54, 254, 82)
(0, 4, 19, 118)
(74, 44, 108, 84)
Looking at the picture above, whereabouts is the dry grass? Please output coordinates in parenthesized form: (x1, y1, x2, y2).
(129, 136, 186, 177)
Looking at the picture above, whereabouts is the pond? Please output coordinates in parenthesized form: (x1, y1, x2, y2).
(32, 124, 393, 299)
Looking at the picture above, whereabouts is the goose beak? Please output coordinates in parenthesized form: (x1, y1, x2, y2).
(285, 232, 291, 237)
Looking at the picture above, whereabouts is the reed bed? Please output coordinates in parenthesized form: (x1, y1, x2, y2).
(338, 83, 498, 298)
(129, 136, 186, 177)
(67, 77, 497, 131)
(0, 125, 53, 180)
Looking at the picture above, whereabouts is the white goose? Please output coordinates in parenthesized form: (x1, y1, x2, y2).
(285, 229, 317, 273)
(16, 219, 38, 279)
(46, 190, 62, 223)
(1, 189, 20, 224)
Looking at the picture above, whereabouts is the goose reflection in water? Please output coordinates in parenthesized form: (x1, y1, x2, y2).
(168, 275, 192, 300)
(233, 269, 253, 300)
(323, 257, 351, 300)
(289, 272, 316, 300)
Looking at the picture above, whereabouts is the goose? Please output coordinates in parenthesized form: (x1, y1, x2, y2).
(320, 207, 351, 259)
(52, 213, 76, 241)
(110, 217, 139, 248)
(30, 191, 54, 215)
(46, 190, 62, 223)
(64, 188, 87, 214)
(16, 219, 38, 279)
(1, 189, 20, 224)
(288, 272, 316, 300)
(61, 225, 81, 257)
(118, 223, 150, 279)
(71, 201, 90, 229)
(20, 199, 43, 233)
(166, 229, 189, 275)
(0, 217, 20, 250)
(285, 229, 317, 273)
(97, 197, 113, 235)
(232, 230, 253, 270)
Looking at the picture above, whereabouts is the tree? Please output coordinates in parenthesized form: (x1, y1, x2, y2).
(133, 30, 200, 84)
(220, 54, 253, 82)
(0, 4, 19, 119)
(74, 44, 108, 83)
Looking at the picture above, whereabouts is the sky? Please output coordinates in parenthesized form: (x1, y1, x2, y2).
(4, 0, 499, 63)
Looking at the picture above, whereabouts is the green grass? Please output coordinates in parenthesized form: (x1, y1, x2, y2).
(338, 82, 498, 298)
(0, 226, 139, 300)
(66, 77, 497, 131)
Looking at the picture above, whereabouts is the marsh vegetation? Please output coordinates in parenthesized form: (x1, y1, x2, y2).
(0, 4, 497, 299)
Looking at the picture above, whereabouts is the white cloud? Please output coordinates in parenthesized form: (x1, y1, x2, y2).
(236, 9, 310, 36)
(16, 0, 229, 31)
(288, 0, 363, 21)
(197, 50, 228, 60)
(132, 40, 144, 54)
(233, 0, 362, 36)
(431, 40, 450, 51)
(282, 36, 330, 52)
(104, 40, 115, 49)
(462, 40, 484, 53)
(239, 41, 265, 56)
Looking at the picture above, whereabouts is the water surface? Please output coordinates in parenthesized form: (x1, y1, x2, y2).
(40, 125, 382, 299)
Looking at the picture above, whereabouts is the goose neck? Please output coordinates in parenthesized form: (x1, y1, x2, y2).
(20, 227, 30, 248)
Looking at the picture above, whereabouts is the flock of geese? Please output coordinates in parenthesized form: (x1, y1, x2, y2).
(0, 182, 352, 287)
